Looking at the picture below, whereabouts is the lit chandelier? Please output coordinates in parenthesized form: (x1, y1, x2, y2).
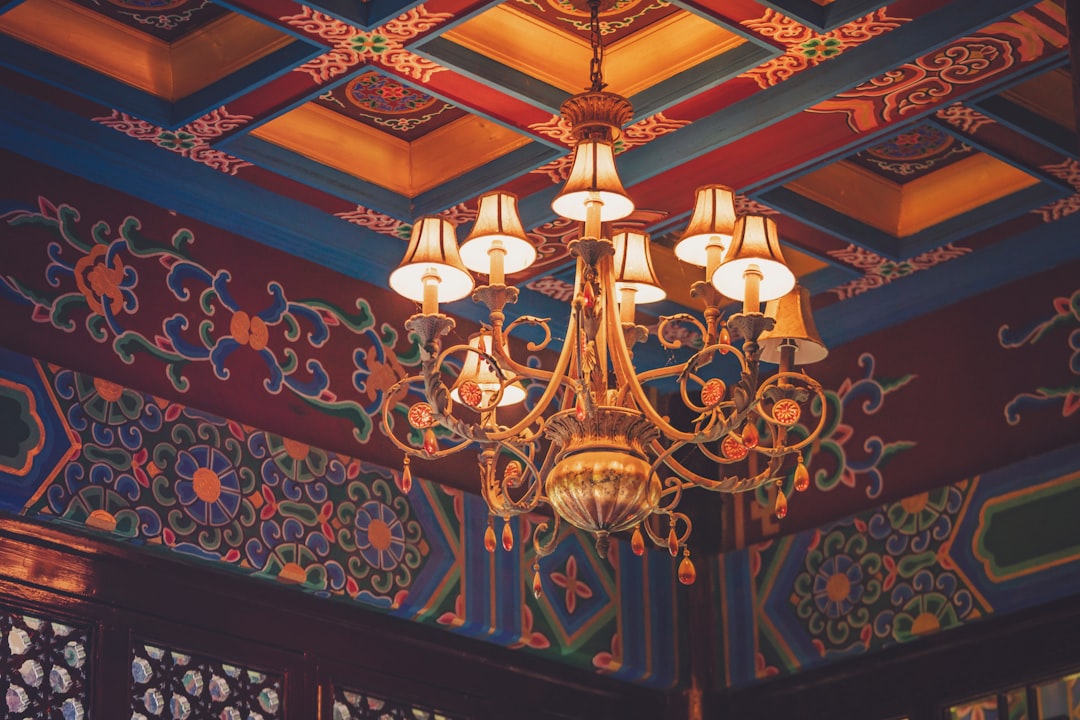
(381, 0, 828, 588)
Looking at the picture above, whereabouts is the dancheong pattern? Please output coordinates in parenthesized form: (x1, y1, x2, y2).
(130, 641, 282, 719)
(1, 607, 90, 720)
(0, 348, 680, 688)
(0, 196, 419, 448)
(715, 441, 1080, 687)
(999, 287, 1080, 425)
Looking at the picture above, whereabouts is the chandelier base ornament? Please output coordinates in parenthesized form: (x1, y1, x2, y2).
(379, 0, 829, 588)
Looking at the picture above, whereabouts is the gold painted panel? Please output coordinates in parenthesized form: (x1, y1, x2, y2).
(252, 103, 532, 197)
(787, 153, 1039, 237)
(443, 4, 743, 97)
(0, 0, 290, 101)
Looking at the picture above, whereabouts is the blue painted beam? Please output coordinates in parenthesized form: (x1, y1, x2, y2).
(815, 209, 1080, 348)
(629, 42, 774, 120)
(516, 0, 1040, 232)
(170, 40, 324, 128)
(0, 86, 407, 288)
(974, 95, 1079, 160)
(413, 142, 562, 214)
(0, 34, 320, 130)
(759, 181, 1064, 261)
(414, 37, 570, 113)
(220, 134, 415, 220)
(613, 0, 1041, 185)
(757, 0, 891, 32)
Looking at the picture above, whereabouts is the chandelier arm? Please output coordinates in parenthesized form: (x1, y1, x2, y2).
(425, 309, 581, 445)
(668, 511, 692, 548)
(639, 509, 691, 549)
(674, 371, 740, 424)
(494, 316, 562, 382)
(694, 441, 755, 465)
(596, 252, 702, 443)
(532, 513, 562, 559)
(656, 314, 708, 350)
(379, 374, 479, 460)
(659, 452, 777, 493)
(479, 312, 580, 443)
(746, 373, 829, 457)
(655, 473, 684, 513)
(640, 512, 666, 547)
(480, 442, 544, 516)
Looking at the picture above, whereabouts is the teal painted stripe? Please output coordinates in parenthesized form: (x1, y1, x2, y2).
(814, 210, 1080, 348)
(759, 182, 1064, 261)
(0, 86, 407, 287)
(759, 0, 890, 32)
(975, 95, 1079, 160)
(413, 142, 562, 215)
(630, 42, 774, 120)
(171, 40, 324, 128)
(925, 116, 1077, 196)
(221, 134, 415, 220)
(415, 37, 569, 113)
(0, 34, 320, 130)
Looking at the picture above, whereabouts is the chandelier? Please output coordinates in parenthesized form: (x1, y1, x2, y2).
(381, 0, 828, 589)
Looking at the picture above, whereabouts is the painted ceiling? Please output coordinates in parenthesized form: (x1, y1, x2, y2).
(2, 0, 1080, 539)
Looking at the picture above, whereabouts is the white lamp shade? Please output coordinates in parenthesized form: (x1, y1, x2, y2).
(551, 139, 634, 223)
(450, 331, 527, 407)
(674, 185, 736, 267)
(710, 215, 795, 303)
(613, 230, 666, 304)
(759, 285, 828, 365)
(459, 191, 537, 275)
(388, 216, 475, 303)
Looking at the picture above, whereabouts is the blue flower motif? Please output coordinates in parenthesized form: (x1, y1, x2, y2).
(354, 500, 405, 571)
(812, 554, 864, 618)
(174, 446, 242, 526)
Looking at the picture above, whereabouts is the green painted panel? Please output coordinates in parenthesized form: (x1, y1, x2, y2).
(978, 476, 1080, 580)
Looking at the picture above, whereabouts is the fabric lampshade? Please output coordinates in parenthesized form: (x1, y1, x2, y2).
(674, 185, 736, 267)
(613, 230, 666, 304)
(758, 285, 828, 365)
(451, 331, 526, 407)
(459, 191, 537, 276)
(710, 215, 795, 303)
(388, 216, 474, 303)
(551, 139, 634, 223)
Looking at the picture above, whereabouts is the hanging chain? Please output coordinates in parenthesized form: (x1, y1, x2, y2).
(588, 0, 606, 91)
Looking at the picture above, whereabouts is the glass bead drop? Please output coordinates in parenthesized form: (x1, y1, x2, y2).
(678, 552, 696, 585)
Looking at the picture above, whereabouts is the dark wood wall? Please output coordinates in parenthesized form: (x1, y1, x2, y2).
(0, 515, 669, 720)
(4, 512, 1080, 720)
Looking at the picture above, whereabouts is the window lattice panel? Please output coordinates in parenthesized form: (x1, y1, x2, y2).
(2, 606, 90, 720)
(130, 641, 283, 720)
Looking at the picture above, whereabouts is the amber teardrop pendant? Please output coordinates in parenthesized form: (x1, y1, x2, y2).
(484, 521, 497, 553)
(794, 461, 810, 492)
(678, 551, 697, 585)
(501, 519, 514, 552)
(400, 456, 413, 493)
(631, 526, 645, 556)
(775, 488, 788, 519)
(423, 428, 439, 456)
(741, 421, 759, 449)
